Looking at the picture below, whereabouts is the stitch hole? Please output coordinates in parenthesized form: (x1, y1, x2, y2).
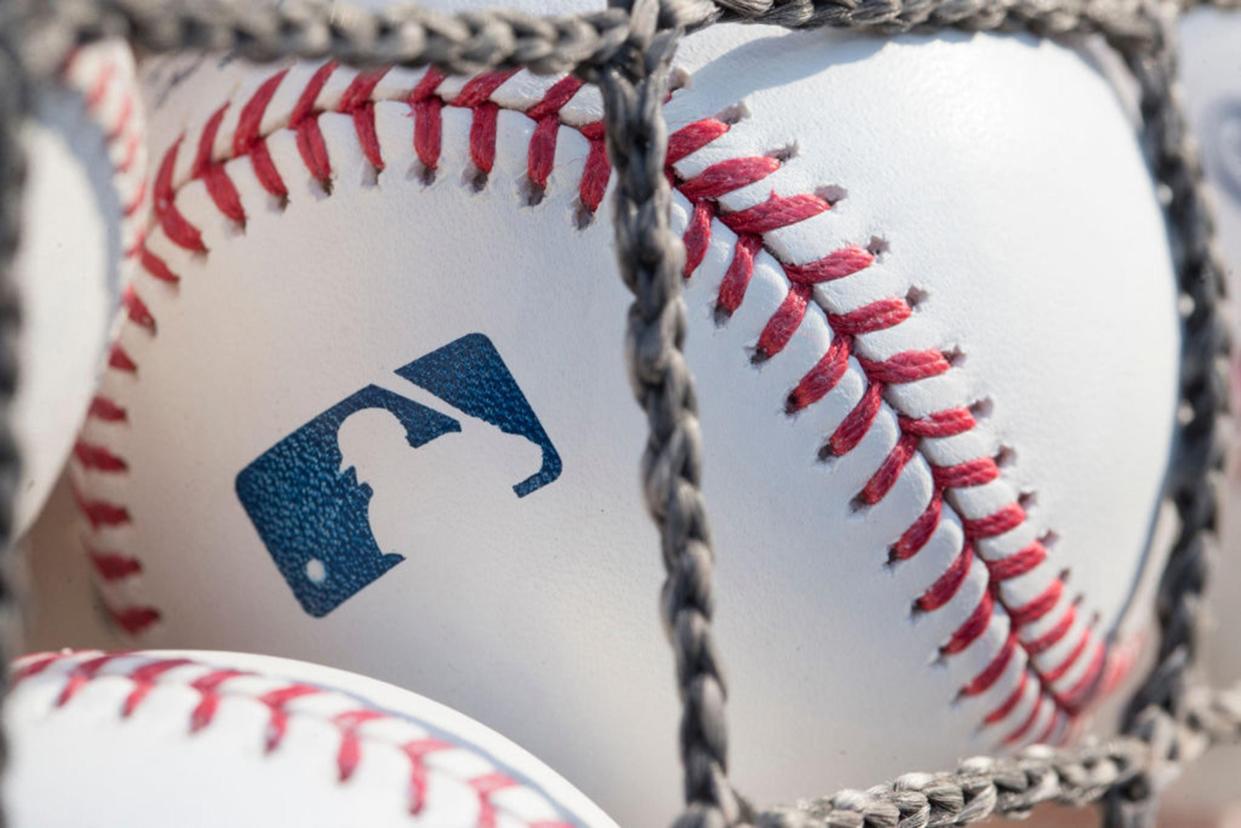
(714, 101, 750, 126)
(970, 397, 995, 421)
(994, 445, 1016, 468)
(360, 163, 380, 189)
(713, 304, 733, 327)
(1039, 530, 1059, 549)
(768, 143, 798, 164)
(943, 346, 966, 368)
(867, 236, 890, 257)
(573, 202, 597, 230)
(521, 177, 546, 207)
(668, 67, 691, 96)
(463, 165, 489, 193)
(1018, 491, 1038, 511)
(817, 184, 847, 206)
(409, 162, 437, 186)
(905, 285, 929, 309)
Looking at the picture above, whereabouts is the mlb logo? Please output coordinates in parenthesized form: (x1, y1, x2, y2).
(235, 334, 561, 617)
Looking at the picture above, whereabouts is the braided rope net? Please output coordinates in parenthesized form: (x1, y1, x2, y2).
(2, 0, 1241, 825)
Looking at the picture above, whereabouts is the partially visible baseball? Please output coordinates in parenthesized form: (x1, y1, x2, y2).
(1160, 10, 1241, 824)
(4, 649, 614, 827)
(65, 2, 1181, 822)
(1182, 11, 1241, 272)
(12, 41, 145, 535)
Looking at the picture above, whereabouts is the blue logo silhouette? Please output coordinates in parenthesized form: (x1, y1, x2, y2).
(236, 334, 560, 617)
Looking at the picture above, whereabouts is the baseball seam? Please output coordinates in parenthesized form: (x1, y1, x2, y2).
(60, 43, 149, 267)
(11, 650, 577, 827)
(73, 60, 1121, 744)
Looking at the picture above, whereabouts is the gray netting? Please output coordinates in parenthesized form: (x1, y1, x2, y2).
(1, 0, 1240, 826)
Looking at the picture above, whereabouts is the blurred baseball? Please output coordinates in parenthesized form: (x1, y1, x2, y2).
(4, 649, 613, 827)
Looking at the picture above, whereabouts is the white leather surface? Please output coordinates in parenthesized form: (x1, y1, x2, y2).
(13, 42, 141, 535)
(70, 10, 1179, 825)
(4, 649, 615, 827)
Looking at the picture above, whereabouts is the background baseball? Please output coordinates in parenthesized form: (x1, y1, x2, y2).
(16, 2, 1221, 826)
(4, 649, 614, 827)
(12, 41, 143, 537)
(1152, 10, 1241, 826)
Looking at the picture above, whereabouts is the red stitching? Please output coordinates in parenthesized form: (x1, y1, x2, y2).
(194, 104, 246, 225)
(139, 245, 179, 284)
(87, 395, 127, 423)
(81, 59, 116, 112)
(189, 668, 248, 732)
(62, 43, 149, 278)
(411, 68, 446, 172)
(404, 737, 454, 814)
(85, 544, 143, 580)
(55, 653, 123, 707)
(107, 343, 137, 373)
(106, 90, 134, 143)
(86, 61, 1115, 744)
(73, 439, 128, 472)
(915, 544, 974, 614)
(155, 137, 207, 253)
(72, 484, 130, 530)
(13, 652, 578, 827)
(983, 669, 1029, 725)
(1024, 604, 1077, 655)
(236, 69, 290, 198)
(260, 683, 322, 752)
(721, 192, 830, 236)
(108, 606, 161, 635)
(1002, 693, 1046, 745)
(961, 632, 1017, 698)
(121, 284, 156, 333)
(122, 657, 194, 716)
(339, 68, 393, 172)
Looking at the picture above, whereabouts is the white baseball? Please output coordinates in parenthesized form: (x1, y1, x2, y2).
(4, 649, 614, 827)
(13, 41, 145, 535)
(1167, 11, 1241, 818)
(66, 3, 1181, 823)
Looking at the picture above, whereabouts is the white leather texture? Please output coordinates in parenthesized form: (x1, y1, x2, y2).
(13, 42, 143, 535)
(71, 10, 1179, 825)
(4, 649, 615, 827)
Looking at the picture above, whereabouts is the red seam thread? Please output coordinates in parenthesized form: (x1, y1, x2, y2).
(17, 651, 584, 826)
(85, 544, 143, 580)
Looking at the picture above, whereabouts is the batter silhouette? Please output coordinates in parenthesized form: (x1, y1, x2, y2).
(236, 334, 562, 617)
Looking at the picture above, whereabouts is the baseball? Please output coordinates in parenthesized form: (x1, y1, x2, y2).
(13, 41, 144, 536)
(67, 2, 1180, 822)
(4, 649, 613, 827)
